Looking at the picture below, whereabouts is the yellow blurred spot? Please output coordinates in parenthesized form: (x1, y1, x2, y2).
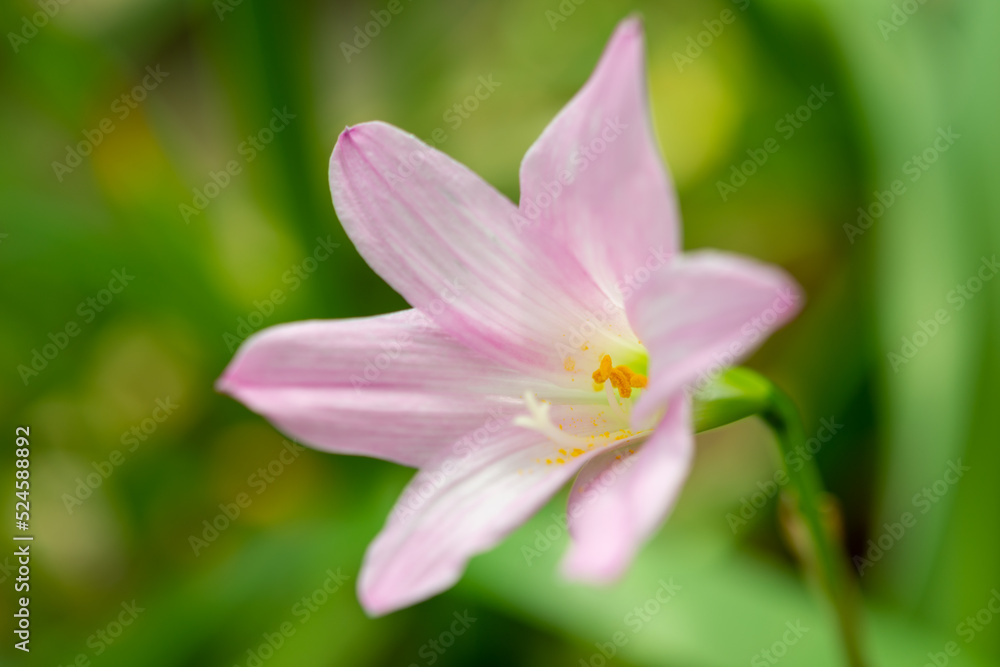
(648, 45, 743, 187)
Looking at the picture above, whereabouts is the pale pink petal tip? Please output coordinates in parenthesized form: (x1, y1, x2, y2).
(615, 15, 644, 41)
(561, 542, 630, 585)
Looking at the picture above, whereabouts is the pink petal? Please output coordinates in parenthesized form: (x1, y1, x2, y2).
(330, 122, 620, 379)
(561, 393, 693, 583)
(628, 250, 803, 426)
(518, 17, 681, 304)
(217, 311, 538, 468)
(358, 419, 607, 616)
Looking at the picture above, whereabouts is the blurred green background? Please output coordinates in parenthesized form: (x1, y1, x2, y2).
(2, 0, 999, 665)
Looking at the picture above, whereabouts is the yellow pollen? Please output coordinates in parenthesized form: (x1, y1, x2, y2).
(590, 354, 648, 398)
(591, 354, 613, 383)
(608, 368, 630, 397)
(563, 355, 576, 371)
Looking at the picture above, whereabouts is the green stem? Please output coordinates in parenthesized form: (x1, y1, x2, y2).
(693, 368, 867, 667)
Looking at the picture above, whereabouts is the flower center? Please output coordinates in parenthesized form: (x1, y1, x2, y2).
(591, 354, 647, 398)
(512, 353, 652, 467)
(513, 391, 645, 466)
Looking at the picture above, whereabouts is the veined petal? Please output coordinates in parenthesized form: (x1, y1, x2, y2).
(628, 251, 803, 425)
(518, 17, 681, 305)
(561, 393, 692, 583)
(217, 311, 537, 467)
(330, 121, 625, 379)
(358, 416, 613, 616)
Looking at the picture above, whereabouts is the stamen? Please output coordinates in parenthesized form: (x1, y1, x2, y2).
(608, 367, 631, 398)
(513, 392, 581, 449)
(591, 354, 613, 383)
(590, 355, 648, 399)
(604, 382, 630, 421)
(513, 391, 647, 465)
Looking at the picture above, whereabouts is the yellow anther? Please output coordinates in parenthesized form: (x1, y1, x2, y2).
(608, 368, 631, 397)
(591, 355, 647, 398)
(591, 354, 613, 383)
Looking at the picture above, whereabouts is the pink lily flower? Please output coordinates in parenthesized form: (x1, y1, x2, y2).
(218, 17, 801, 616)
